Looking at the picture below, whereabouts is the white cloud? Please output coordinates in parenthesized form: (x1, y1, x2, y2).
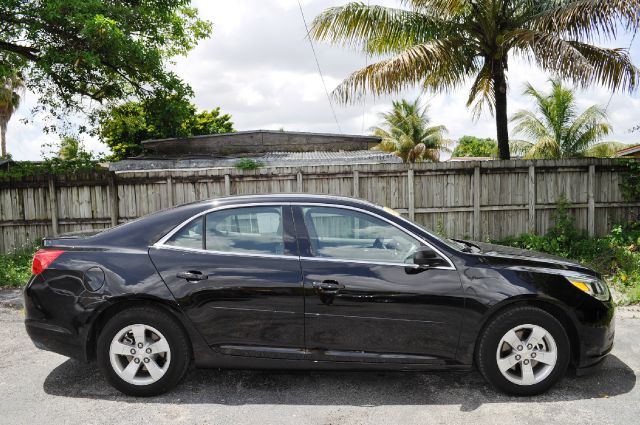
(5, 0, 640, 160)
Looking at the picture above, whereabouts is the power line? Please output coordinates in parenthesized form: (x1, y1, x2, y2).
(297, 1, 342, 133)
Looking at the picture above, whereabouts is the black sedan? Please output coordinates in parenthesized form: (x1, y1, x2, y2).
(24, 194, 615, 397)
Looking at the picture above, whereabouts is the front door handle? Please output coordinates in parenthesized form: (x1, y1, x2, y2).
(176, 271, 208, 282)
(312, 280, 345, 291)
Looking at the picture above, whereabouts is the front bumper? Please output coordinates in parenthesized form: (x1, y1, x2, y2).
(574, 299, 615, 373)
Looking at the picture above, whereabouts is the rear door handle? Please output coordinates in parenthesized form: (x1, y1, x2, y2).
(176, 271, 208, 282)
(312, 280, 345, 291)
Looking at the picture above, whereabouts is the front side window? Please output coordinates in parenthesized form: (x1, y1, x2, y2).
(205, 206, 284, 255)
(301, 206, 422, 264)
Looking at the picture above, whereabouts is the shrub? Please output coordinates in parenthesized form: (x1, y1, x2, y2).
(0, 243, 38, 288)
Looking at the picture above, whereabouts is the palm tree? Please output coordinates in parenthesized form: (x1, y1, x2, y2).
(311, 1, 640, 160)
(510, 80, 620, 158)
(371, 97, 450, 163)
(0, 71, 24, 157)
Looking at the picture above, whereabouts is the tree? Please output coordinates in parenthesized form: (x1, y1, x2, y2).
(511, 80, 620, 158)
(311, 1, 640, 160)
(98, 87, 235, 160)
(452, 136, 497, 157)
(57, 135, 92, 161)
(372, 97, 449, 163)
(0, 1, 211, 120)
(0, 71, 23, 157)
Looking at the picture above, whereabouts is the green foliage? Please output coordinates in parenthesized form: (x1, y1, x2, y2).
(97, 82, 235, 160)
(619, 158, 640, 201)
(452, 136, 497, 157)
(0, 158, 101, 180)
(0, 0, 212, 123)
(510, 80, 616, 159)
(0, 243, 38, 288)
(311, 1, 640, 159)
(235, 158, 264, 170)
(56, 135, 92, 161)
(372, 97, 450, 163)
(497, 200, 640, 305)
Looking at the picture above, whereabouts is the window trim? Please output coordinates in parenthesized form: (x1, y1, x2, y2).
(292, 203, 455, 270)
(153, 201, 455, 270)
(154, 203, 293, 259)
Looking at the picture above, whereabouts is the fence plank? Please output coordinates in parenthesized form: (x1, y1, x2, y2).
(47, 177, 58, 236)
(0, 158, 636, 253)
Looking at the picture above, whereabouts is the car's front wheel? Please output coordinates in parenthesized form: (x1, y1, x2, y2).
(476, 306, 570, 396)
(97, 306, 191, 396)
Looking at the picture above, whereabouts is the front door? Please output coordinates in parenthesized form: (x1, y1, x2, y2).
(293, 205, 464, 362)
(149, 204, 304, 357)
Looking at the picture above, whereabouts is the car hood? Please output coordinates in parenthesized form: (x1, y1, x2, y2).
(463, 240, 597, 276)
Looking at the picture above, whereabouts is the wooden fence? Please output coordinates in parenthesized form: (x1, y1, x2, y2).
(0, 158, 638, 254)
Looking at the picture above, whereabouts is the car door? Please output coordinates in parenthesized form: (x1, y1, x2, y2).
(149, 204, 305, 358)
(293, 204, 464, 363)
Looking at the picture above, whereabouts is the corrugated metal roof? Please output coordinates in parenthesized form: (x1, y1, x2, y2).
(109, 150, 402, 171)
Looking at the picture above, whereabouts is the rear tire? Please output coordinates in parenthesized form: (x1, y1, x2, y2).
(476, 306, 570, 396)
(97, 306, 191, 396)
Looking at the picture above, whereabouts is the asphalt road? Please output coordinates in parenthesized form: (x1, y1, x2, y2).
(1, 302, 639, 425)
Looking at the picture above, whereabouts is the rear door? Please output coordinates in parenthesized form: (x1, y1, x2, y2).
(149, 204, 304, 358)
(293, 204, 464, 363)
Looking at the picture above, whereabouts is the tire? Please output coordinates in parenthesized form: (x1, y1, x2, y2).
(475, 306, 570, 396)
(96, 306, 191, 396)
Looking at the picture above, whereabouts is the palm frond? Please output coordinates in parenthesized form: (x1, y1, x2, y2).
(531, 0, 640, 43)
(332, 38, 467, 103)
(310, 3, 452, 56)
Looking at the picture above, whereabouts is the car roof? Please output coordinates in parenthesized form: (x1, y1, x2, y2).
(189, 193, 380, 209)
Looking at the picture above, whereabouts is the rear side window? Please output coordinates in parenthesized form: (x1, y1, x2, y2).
(165, 218, 203, 249)
(163, 206, 285, 256)
(205, 206, 284, 255)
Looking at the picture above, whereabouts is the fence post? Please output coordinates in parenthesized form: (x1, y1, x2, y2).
(107, 173, 119, 227)
(528, 165, 536, 233)
(297, 171, 303, 192)
(352, 170, 359, 198)
(407, 168, 415, 220)
(166, 176, 173, 207)
(47, 176, 59, 236)
(224, 174, 231, 196)
(473, 166, 481, 240)
(588, 164, 595, 237)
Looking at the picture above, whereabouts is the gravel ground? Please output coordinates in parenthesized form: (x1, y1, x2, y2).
(0, 299, 638, 425)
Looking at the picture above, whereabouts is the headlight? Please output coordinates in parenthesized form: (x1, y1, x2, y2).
(566, 275, 610, 301)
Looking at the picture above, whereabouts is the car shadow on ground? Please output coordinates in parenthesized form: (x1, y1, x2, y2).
(43, 355, 635, 411)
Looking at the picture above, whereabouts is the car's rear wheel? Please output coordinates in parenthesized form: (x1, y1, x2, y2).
(97, 306, 191, 396)
(476, 306, 570, 396)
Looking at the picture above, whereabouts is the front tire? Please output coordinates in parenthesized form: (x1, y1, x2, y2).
(476, 306, 570, 396)
(97, 306, 191, 396)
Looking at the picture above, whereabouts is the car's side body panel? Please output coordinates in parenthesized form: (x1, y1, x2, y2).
(22, 194, 614, 376)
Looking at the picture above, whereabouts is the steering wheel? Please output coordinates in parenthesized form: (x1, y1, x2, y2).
(372, 237, 386, 249)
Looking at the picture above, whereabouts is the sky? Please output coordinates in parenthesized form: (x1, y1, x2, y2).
(6, 0, 640, 160)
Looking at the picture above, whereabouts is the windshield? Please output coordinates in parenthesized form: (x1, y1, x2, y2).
(379, 205, 480, 253)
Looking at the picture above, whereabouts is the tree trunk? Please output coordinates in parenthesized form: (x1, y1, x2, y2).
(493, 66, 510, 160)
(0, 116, 7, 158)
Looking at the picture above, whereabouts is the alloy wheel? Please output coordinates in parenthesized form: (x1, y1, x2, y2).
(495, 323, 558, 386)
(109, 324, 171, 386)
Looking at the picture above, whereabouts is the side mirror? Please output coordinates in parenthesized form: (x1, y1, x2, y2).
(412, 246, 446, 267)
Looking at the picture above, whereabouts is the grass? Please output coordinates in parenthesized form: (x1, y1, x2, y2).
(0, 243, 38, 288)
(496, 201, 640, 305)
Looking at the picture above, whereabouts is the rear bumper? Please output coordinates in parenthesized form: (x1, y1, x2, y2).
(25, 319, 87, 361)
(23, 276, 93, 362)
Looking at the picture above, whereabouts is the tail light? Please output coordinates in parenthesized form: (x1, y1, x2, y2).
(32, 249, 64, 275)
